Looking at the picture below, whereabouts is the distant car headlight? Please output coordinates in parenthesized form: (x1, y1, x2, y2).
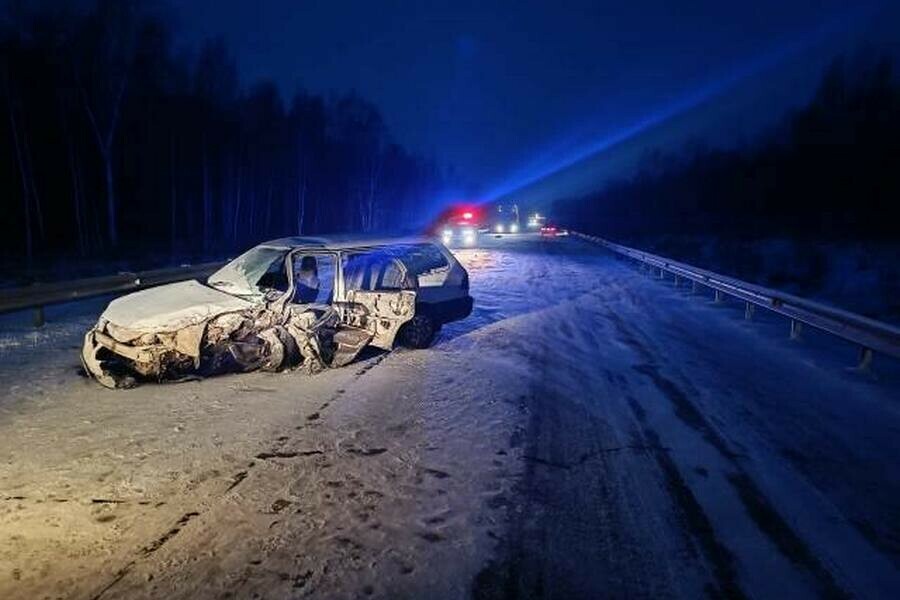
(494, 224, 505, 233)
(462, 228, 476, 244)
(510, 223, 519, 233)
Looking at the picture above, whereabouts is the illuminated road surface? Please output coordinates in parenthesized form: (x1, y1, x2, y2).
(1, 234, 899, 599)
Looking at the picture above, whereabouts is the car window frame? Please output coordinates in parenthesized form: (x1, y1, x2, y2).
(279, 249, 341, 309)
(207, 245, 291, 299)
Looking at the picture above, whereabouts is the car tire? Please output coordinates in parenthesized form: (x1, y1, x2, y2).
(399, 314, 437, 349)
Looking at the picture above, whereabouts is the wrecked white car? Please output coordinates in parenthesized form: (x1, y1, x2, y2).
(82, 236, 473, 388)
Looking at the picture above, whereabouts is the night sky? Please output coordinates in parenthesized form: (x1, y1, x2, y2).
(175, 0, 899, 203)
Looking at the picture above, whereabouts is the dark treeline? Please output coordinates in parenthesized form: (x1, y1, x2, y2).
(0, 0, 444, 272)
(562, 55, 900, 242)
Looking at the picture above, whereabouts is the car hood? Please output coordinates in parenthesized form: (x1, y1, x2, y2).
(101, 280, 257, 334)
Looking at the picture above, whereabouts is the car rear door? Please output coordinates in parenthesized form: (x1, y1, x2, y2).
(339, 250, 416, 349)
(344, 289, 415, 349)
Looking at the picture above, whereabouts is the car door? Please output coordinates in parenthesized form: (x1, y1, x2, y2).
(339, 250, 416, 349)
(344, 289, 415, 349)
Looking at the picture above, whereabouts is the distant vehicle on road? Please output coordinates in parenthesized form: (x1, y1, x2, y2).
(540, 224, 567, 237)
(526, 212, 547, 230)
(441, 222, 480, 246)
(492, 219, 520, 234)
(491, 203, 521, 234)
(435, 205, 483, 246)
(82, 236, 473, 388)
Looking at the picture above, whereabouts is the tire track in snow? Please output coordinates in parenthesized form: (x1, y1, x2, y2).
(624, 395, 747, 600)
(606, 309, 849, 599)
(474, 240, 687, 599)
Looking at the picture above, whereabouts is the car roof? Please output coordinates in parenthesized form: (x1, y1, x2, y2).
(258, 234, 436, 251)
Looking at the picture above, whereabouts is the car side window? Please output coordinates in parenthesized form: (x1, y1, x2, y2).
(399, 244, 449, 273)
(397, 243, 450, 287)
(291, 254, 335, 304)
(344, 251, 412, 291)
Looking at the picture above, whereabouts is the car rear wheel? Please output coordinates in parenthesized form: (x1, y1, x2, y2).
(398, 314, 438, 349)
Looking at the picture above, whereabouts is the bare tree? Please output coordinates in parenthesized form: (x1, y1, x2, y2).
(59, 91, 87, 256)
(297, 148, 308, 235)
(76, 69, 127, 248)
(2, 63, 33, 262)
(169, 132, 178, 257)
(73, 0, 138, 247)
(201, 134, 211, 252)
(358, 154, 382, 232)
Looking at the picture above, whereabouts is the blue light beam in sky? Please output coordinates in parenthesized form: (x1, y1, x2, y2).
(483, 5, 877, 203)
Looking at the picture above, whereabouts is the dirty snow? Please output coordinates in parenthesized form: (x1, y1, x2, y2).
(1, 234, 899, 599)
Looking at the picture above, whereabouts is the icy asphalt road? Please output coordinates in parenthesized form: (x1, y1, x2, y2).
(1, 234, 899, 600)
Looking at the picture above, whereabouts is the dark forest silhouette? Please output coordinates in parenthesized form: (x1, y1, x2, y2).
(561, 55, 900, 242)
(4, 1, 898, 285)
(1, 1, 444, 273)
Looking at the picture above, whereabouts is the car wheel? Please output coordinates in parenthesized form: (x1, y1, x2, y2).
(399, 314, 437, 349)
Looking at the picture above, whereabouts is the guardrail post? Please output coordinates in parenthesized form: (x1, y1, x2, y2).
(744, 302, 755, 320)
(790, 320, 802, 340)
(33, 306, 45, 327)
(658, 268, 665, 279)
(674, 275, 681, 288)
(691, 280, 698, 294)
(714, 290, 723, 303)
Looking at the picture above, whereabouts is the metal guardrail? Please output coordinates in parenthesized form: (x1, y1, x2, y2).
(573, 232, 900, 367)
(0, 262, 226, 326)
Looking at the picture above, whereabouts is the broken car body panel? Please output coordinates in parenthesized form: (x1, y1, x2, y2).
(342, 290, 416, 350)
(81, 237, 447, 389)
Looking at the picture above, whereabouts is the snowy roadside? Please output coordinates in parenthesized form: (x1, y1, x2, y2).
(0, 345, 526, 600)
(0, 243, 538, 600)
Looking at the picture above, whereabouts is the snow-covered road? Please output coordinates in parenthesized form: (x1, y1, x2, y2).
(1, 234, 899, 599)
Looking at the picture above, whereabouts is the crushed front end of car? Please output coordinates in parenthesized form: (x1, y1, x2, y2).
(81, 288, 417, 389)
(81, 304, 381, 389)
(80, 243, 421, 389)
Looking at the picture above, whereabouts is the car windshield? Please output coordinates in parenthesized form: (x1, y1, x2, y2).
(207, 246, 289, 298)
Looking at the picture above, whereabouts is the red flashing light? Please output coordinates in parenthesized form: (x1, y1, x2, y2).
(462, 212, 473, 220)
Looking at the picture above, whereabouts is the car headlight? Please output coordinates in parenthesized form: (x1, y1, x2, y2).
(510, 223, 519, 233)
(495, 224, 505, 233)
